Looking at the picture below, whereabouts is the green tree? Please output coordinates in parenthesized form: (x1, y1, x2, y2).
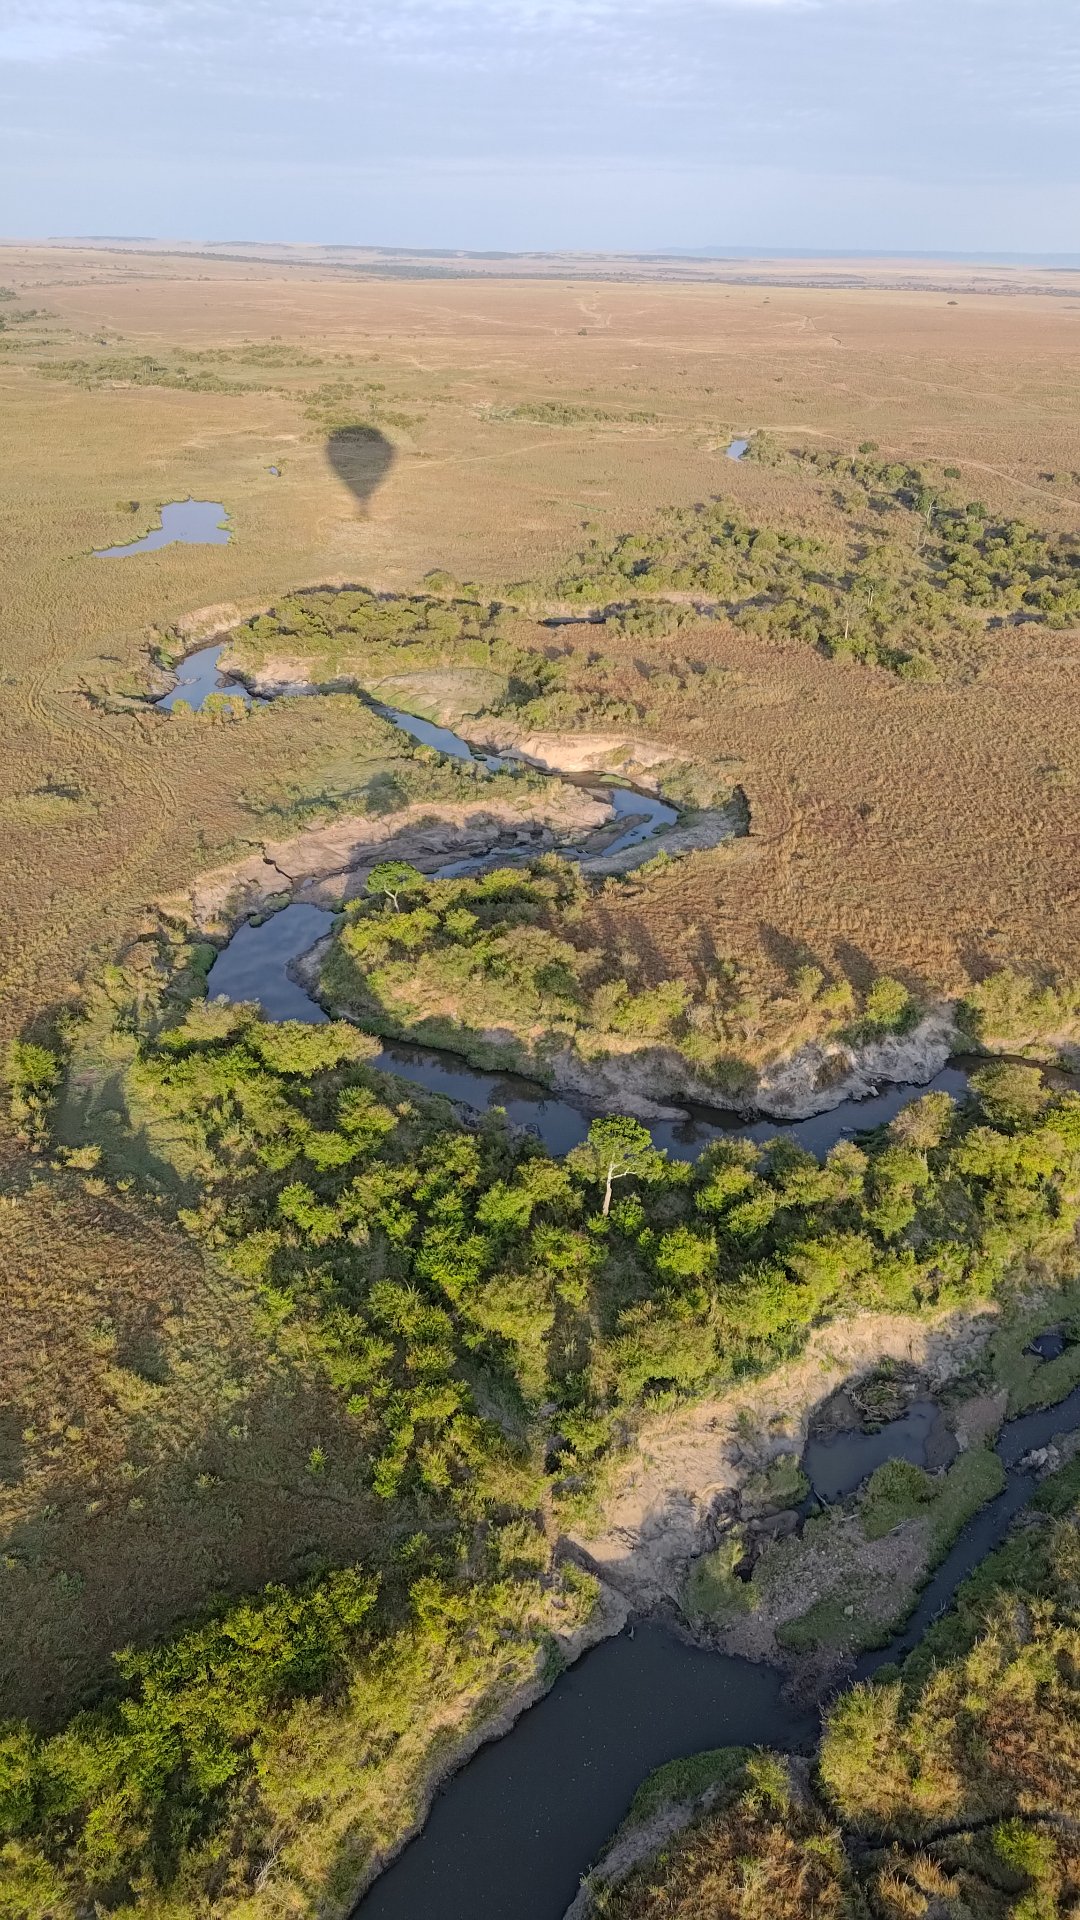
(367, 861, 425, 912)
(576, 1115, 661, 1216)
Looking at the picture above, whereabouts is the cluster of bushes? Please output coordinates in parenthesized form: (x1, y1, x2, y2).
(38, 354, 261, 395)
(959, 965, 1080, 1050)
(320, 857, 918, 1090)
(0, 1545, 591, 1917)
(536, 447, 1080, 672)
(234, 586, 510, 669)
(49, 981, 1080, 1480)
(223, 586, 729, 737)
(594, 1461, 1080, 1918)
(485, 401, 658, 426)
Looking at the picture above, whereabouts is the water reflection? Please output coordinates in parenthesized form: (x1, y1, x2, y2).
(155, 644, 253, 713)
(95, 499, 230, 557)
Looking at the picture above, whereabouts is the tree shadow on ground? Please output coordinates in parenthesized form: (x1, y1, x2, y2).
(326, 427, 395, 511)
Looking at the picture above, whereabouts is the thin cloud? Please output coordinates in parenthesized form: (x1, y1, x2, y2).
(0, 0, 886, 66)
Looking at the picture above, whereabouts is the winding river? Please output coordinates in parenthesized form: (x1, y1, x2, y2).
(175, 645, 972, 1158)
(163, 642, 1076, 1918)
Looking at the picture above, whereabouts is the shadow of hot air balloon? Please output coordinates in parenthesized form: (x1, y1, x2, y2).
(325, 425, 395, 511)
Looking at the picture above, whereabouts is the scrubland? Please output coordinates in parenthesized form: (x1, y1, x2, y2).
(4, 243, 1080, 1039)
(1, 243, 1080, 1917)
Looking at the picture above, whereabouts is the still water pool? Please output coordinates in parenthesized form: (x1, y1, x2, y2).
(95, 499, 230, 557)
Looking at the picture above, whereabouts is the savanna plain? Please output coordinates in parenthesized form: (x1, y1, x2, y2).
(2, 242, 1080, 1920)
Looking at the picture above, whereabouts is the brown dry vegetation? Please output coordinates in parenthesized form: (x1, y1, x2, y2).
(1, 242, 1080, 1745)
(3, 243, 1080, 1038)
(0, 1162, 398, 1728)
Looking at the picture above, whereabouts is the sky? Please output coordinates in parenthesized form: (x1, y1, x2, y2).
(2, 0, 1079, 255)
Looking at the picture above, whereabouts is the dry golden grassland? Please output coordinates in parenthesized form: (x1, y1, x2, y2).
(0, 1168, 394, 1727)
(3, 243, 1080, 1030)
(1, 242, 1079, 1731)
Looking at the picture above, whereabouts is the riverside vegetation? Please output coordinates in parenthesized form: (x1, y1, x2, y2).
(220, 443, 1080, 692)
(579, 1455, 1080, 1920)
(4, 921, 1080, 1913)
(2, 244, 1080, 1920)
(318, 855, 924, 1097)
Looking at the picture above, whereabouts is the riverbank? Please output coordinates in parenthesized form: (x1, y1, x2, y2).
(355, 1328, 1080, 1920)
(566, 1443, 1080, 1920)
(150, 638, 999, 1130)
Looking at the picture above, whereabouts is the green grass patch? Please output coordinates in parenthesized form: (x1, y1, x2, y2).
(776, 1448, 1006, 1655)
(860, 1447, 1005, 1547)
(684, 1534, 755, 1626)
(985, 1287, 1080, 1415)
(1032, 1450, 1080, 1515)
(622, 1748, 750, 1831)
(742, 1452, 809, 1514)
(860, 1457, 939, 1537)
(777, 1585, 881, 1654)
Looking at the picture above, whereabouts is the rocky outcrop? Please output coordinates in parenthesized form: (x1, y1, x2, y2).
(504, 1005, 958, 1126)
(751, 1007, 958, 1120)
(458, 721, 679, 789)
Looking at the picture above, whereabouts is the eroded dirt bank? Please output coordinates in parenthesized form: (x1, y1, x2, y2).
(170, 787, 611, 935)
(540, 1006, 957, 1122)
(565, 1305, 997, 1611)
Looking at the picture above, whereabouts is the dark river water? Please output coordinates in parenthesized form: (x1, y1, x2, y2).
(203, 899, 972, 1163)
(802, 1399, 957, 1502)
(156, 643, 254, 712)
(357, 1626, 815, 1920)
(169, 640, 1076, 1919)
(355, 1382, 1080, 1920)
(95, 498, 230, 557)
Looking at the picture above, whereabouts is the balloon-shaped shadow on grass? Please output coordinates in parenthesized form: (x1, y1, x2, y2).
(326, 426, 395, 510)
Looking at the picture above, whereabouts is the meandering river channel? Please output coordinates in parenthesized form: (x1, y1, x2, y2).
(163, 641, 1077, 1918)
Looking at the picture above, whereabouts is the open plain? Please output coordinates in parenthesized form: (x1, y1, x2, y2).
(2, 242, 1080, 1920)
(3, 244, 1080, 1038)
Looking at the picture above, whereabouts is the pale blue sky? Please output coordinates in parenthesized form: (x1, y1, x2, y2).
(2, 0, 1078, 254)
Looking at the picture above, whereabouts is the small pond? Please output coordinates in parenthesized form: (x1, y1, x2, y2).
(204, 904, 331, 1021)
(803, 1399, 958, 1503)
(155, 644, 253, 713)
(1026, 1329, 1068, 1362)
(95, 499, 230, 557)
(726, 438, 750, 460)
